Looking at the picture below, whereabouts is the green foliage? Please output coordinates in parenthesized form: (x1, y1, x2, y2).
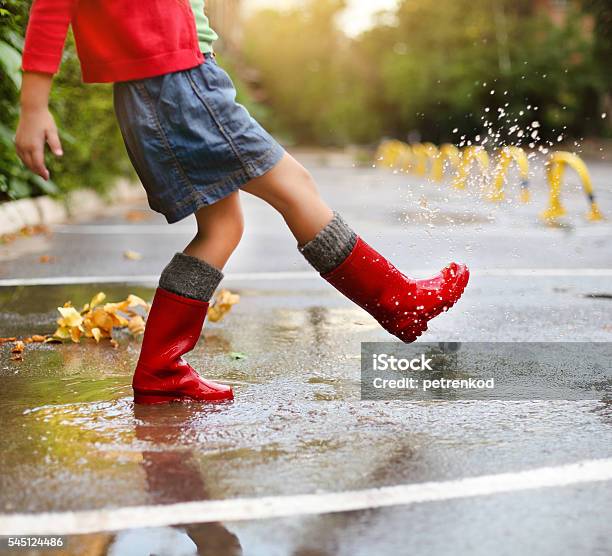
(0, 0, 129, 202)
(582, 0, 612, 95)
(0, 0, 54, 200)
(243, 0, 609, 145)
(242, 0, 382, 145)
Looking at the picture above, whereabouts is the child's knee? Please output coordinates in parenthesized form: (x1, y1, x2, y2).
(195, 199, 243, 245)
(227, 212, 245, 245)
(291, 160, 318, 195)
(211, 212, 244, 247)
(274, 162, 320, 211)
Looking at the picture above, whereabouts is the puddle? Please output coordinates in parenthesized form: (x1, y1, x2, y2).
(396, 209, 491, 226)
(1, 285, 612, 556)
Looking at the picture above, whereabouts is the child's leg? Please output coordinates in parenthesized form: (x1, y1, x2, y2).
(133, 192, 243, 405)
(157, 191, 243, 304)
(243, 153, 469, 343)
(241, 152, 333, 245)
(183, 191, 244, 269)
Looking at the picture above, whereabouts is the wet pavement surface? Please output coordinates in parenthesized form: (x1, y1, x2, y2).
(1, 152, 612, 555)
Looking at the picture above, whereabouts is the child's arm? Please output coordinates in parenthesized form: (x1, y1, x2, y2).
(15, 72, 62, 181)
(15, 0, 77, 179)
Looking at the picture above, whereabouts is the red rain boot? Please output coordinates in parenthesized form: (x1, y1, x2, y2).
(133, 288, 233, 404)
(322, 238, 469, 343)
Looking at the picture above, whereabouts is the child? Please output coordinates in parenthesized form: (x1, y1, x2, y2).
(16, 0, 469, 404)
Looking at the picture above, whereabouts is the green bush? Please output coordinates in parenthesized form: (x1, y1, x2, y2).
(0, 0, 58, 201)
(0, 0, 130, 202)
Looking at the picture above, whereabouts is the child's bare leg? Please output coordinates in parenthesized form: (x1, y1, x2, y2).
(241, 153, 333, 245)
(156, 191, 242, 307)
(242, 152, 469, 344)
(183, 191, 244, 269)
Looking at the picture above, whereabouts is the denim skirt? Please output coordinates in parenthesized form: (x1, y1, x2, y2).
(113, 54, 285, 223)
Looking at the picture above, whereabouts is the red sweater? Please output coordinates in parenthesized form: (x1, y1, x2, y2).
(22, 0, 204, 83)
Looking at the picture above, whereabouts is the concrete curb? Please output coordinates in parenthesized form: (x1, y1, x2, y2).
(0, 179, 144, 236)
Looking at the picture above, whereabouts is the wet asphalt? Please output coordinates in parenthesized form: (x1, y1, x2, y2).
(1, 151, 612, 555)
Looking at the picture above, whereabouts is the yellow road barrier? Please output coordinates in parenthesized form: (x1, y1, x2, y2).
(540, 152, 604, 223)
(489, 146, 530, 203)
(431, 143, 461, 182)
(452, 146, 490, 190)
(411, 143, 439, 176)
(410, 143, 428, 175)
(375, 140, 401, 168)
(375, 140, 413, 171)
(395, 143, 413, 172)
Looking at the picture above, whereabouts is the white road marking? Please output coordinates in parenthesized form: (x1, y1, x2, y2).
(474, 268, 612, 277)
(50, 224, 612, 237)
(0, 272, 314, 287)
(53, 225, 195, 234)
(1, 458, 611, 536)
(1, 268, 612, 287)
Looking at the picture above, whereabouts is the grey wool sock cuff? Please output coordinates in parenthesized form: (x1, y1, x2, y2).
(159, 252, 224, 302)
(299, 211, 358, 275)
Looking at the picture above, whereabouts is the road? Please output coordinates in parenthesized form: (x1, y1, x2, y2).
(1, 150, 611, 555)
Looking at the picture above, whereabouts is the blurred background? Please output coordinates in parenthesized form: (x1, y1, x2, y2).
(1, 0, 611, 202)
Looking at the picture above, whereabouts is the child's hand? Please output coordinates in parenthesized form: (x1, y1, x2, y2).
(15, 107, 62, 181)
(15, 71, 63, 181)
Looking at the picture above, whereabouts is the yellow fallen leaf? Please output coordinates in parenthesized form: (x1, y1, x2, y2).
(53, 326, 72, 340)
(83, 322, 110, 339)
(124, 250, 142, 261)
(128, 315, 146, 335)
(207, 289, 240, 323)
(70, 327, 82, 343)
(57, 306, 83, 328)
(126, 294, 148, 311)
(11, 340, 25, 354)
(89, 292, 106, 310)
(91, 327, 102, 343)
(103, 301, 130, 314)
(91, 307, 114, 333)
(125, 210, 151, 222)
(47, 291, 153, 345)
(109, 313, 129, 328)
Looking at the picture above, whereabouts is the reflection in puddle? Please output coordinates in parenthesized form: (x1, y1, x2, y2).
(107, 525, 241, 556)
